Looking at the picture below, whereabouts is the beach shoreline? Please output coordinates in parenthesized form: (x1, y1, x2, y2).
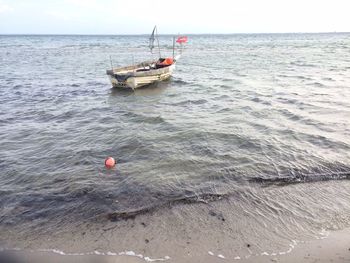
(2, 227, 350, 263)
(2, 180, 350, 263)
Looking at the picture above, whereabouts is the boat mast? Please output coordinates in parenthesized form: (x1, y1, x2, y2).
(149, 26, 161, 58)
(155, 26, 161, 58)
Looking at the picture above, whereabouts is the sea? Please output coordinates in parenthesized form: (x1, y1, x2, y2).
(0, 33, 350, 262)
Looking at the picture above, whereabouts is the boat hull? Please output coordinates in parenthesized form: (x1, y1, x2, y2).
(107, 62, 176, 90)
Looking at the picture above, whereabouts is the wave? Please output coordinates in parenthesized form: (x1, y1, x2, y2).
(290, 61, 317, 67)
(171, 79, 189, 85)
(307, 82, 326, 88)
(124, 112, 167, 124)
(170, 99, 208, 106)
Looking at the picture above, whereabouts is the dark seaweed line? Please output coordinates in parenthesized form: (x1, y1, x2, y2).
(249, 171, 350, 186)
(107, 171, 350, 221)
(107, 193, 227, 221)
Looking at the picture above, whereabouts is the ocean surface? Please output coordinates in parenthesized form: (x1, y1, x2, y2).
(0, 33, 350, 260)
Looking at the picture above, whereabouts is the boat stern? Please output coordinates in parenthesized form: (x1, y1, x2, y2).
(106, 70, 131, 89)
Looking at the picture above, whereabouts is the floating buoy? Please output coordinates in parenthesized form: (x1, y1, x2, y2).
(105, 157, 116, 169)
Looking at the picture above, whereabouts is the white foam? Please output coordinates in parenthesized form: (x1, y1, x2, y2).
(125, 251, 136, 256)
(234, 256, 241, 260)
(318, 229, 330, 239)
(217, 254, 225, 259)
(265, 238, 300, 257)
(208, 251, 214, 256)
(0, 247, 170, 262)
(144, 256, 170, 262)
(39, 249, 66, 255)
(261, 252, 269, 256)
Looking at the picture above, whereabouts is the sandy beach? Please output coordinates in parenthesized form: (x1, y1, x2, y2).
(2, 180, 350, 263)
(2, 227, 350, 263)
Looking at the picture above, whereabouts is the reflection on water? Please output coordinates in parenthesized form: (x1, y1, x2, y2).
(109, 79, 170, 97)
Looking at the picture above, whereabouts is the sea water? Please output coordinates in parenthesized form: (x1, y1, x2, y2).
(0, 33, 350, 260)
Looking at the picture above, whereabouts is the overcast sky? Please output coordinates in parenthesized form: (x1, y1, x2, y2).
(0, 0, 349, 34)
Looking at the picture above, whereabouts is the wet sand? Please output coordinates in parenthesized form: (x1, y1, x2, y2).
(266, 227, 350, 263)
(2, 227, 350, 263)
(1, 180, 350, 263)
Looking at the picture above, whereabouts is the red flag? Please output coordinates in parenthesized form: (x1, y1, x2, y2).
(176, 36, 188, 44)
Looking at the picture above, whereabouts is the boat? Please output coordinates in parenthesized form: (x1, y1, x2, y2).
(106, 56, 180, 90)
(106, 27, 187, 90)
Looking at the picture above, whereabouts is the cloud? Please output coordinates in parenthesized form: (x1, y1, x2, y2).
(0, 2, 13, 13)
(1, 0, 349, 34)
(45, 10, 81, 22)
(64, 0, 99, 9)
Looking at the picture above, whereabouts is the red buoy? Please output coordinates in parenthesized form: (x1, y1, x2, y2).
(105, 157, 116, 169)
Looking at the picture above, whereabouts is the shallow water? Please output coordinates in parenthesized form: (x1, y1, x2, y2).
(0, 33, 350, 259)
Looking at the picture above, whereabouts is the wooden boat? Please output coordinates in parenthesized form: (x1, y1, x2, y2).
(106, 56, 179, 90)
(106, 26, 186, 90)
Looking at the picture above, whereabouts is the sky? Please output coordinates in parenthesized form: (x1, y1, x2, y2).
(0, 0, 349, 34)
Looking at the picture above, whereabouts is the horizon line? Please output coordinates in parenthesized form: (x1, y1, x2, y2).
(0, 31, 349, 36)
